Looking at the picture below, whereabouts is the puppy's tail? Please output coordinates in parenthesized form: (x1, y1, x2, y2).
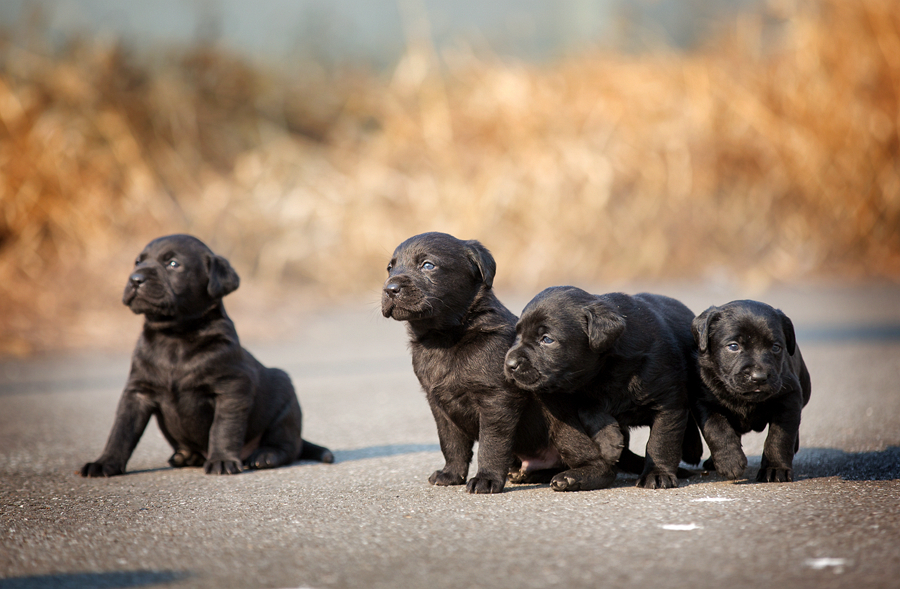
(299, 439, 335, 464)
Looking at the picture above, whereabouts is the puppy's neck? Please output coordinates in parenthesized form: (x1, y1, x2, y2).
(142, 302, 231, 335)
(407, 287, 511, 345)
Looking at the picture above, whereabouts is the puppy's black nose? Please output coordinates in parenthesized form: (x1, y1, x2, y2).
(505, 356, 520, 372)
(749, 369, 768, 384)
(384, 282, 402, 296)
(129, 273, 147, 287)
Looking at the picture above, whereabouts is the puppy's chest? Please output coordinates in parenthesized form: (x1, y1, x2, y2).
(133, 341, 221, 399)
(715, 396, 771, 432)
(411, 345, 491, 396)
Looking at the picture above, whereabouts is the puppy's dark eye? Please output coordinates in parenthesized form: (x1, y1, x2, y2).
(421, 261, 435, 271)
(386, 263, 393, 272)
(726, 343, 740, 352)
(771, 344, 782, 353)
(134, 258, 140, 266)
(167, 259, 180, 269)
(540, 335, 555, 345)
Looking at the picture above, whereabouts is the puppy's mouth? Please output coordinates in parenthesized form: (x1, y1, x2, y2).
(381, 290, 437, 322)
(505, 363, 545, 390)
(730, 379, 782, 400)
(123, 282, 175, 317)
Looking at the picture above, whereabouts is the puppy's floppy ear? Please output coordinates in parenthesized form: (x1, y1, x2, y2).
(777, 309, 797, 355)
(692, 306, 719, 353)
(583, 301, 626, 353)
(463, 239, 496, 288)
(207, 254, 240, 299)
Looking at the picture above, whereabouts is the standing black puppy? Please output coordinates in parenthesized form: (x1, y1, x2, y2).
(505, 287, 702, 491)
(382, 232, 567, 493)
(81, 234, 332, 477)
(691, 300, 812, 482)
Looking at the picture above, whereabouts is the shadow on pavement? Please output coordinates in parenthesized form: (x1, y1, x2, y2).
(331, 443, 440, 462)
(622, 446, 900, 487)
(794, 446, 900, 481)
(0, 570, 188, 589)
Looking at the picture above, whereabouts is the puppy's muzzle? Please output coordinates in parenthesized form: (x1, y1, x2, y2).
(381, 277, 406, 318)
(504, 348, 538, 385)
(129, 271, 149, 288)
(747, 368, 768, 386)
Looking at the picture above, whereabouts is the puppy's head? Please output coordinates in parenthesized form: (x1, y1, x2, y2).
(381, 232, 495, 329)
(123, 234, 240, 322)
(692, 300, 796, 401)
(504, 287, 625, 392)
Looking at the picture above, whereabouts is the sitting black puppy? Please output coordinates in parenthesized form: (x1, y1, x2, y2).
(691, 300, 812, 482)
(381, 232, 572, 493)
(505, 287, 702, 491)
(81, 234, 332, 477)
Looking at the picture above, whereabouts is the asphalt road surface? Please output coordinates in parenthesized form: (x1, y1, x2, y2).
(1, 282, 899, 589)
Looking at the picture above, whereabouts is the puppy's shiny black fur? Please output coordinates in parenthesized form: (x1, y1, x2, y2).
(691, 300, 811, 482)
(382, 232, 569, 494)
(81, 234, 332, 477)
(505, 287, 702, 491)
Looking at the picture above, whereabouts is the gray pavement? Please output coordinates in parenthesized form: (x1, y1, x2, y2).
(1, 282, 899, 589)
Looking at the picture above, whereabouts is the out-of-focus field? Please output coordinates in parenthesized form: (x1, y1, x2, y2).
(1, 0, 898, 355)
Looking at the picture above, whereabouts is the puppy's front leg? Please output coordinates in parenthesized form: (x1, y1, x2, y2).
(81, 387, 154, 477)
(696, 407, 747, 480)
(427, 397, 473, 486)
(205, 379, 252, 475)
(466, 407, 516, 494)
(639, 407, 688, 489)
(757, 399, 803, 483)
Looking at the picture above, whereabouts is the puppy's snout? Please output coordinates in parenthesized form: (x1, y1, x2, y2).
(383, 282, 402, 297)
(505, 354, 521, 372)
(129, 272, 147, 287)
(749, 368, 768, 384)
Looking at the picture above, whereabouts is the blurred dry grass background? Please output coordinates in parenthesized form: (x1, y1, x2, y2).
(1, 0, 899, 355)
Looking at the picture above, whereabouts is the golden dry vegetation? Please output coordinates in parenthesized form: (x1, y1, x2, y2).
(1, 0, 898, 354)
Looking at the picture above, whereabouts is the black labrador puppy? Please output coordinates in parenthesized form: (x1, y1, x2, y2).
(505, 287, 702, 491)
(691, 300, 812, 482)
(81, 234, 332, 477)
(382, 232, 569, 493)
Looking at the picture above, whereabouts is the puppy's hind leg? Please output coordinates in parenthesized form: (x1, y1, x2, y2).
(157, 421, 205, 467)
(245, 398, 303, 470)
(169, 449, 205, 468)
(549, 408, 620, 492)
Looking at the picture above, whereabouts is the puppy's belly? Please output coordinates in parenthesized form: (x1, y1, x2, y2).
(517, 446, 564, 471)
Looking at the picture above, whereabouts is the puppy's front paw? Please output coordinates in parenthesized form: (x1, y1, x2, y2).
(709, 450, 748, 480)
(550, 466, 616, 492)
(466, 473, 505, 494)
(637, 471, 678, 489)
(203, 458, 243, 475)
(168, 450, 204, 468)
(757, 466, 793, 483)
(428, 470, 466, 486)
(80, 461, 124, 478)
